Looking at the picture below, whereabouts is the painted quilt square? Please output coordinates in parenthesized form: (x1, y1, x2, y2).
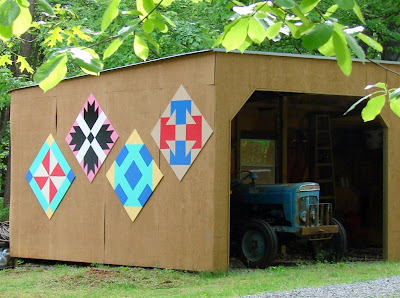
(26, 134, 75, 219)
(107, 130, 163, 222)
(151, 85, 213, 180)
(66, 93, 118, 182)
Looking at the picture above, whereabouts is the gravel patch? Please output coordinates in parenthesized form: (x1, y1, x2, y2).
(243, 275, 400, 298)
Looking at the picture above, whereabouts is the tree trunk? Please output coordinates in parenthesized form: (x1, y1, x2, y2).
(3, 153, 10, 207)
(3, 0, 35, 207)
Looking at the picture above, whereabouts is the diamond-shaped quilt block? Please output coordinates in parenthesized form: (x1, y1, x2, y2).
(26, 134, 75, 219)
(107, 130, 163, 222)
(151, 85, 213, 180)
(66, 93, 118, 182)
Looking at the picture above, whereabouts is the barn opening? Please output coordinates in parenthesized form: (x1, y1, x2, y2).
(229, 90, 385, 266)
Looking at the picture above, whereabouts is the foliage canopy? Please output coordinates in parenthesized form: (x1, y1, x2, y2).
(0, 0, 399, 121)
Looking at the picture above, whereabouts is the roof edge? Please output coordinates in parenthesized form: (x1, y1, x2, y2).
(11, 49, 400, 92)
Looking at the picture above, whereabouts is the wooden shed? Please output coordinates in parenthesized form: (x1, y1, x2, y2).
(10, 50, 400, 271)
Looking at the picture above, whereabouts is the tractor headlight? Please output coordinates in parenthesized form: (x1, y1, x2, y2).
(299, 184, 320, 192)
(299, 211, 307, 223)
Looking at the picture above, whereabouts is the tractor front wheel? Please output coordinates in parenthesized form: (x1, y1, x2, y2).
(240, 219, 278, 268)
(312, 218, 347, 262)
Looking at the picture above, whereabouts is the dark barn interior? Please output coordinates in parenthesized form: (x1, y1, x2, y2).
(230, 90, 384, 262)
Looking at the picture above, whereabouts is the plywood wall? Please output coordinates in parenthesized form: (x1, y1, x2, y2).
(11, 50, 400, 272)
(11, 52, 218, 271)
(213, 52, 400, 269)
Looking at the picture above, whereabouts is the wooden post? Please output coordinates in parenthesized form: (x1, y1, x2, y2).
(281, 97, 288, 183)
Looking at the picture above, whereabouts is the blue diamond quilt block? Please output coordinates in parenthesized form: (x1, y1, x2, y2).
(107, 130, 163, 222)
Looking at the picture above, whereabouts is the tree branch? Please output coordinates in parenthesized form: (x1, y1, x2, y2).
(83, 0, 165, 50)
(367, 58, 400, 77)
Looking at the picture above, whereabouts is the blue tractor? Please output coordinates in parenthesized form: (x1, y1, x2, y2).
(230, 171, 347, 268)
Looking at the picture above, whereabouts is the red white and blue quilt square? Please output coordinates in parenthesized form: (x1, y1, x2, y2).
(26, 134, 75, 219)
(151, 85, 213, 181)
(107, 130, 163, 222)
(66, 94, 118, 182)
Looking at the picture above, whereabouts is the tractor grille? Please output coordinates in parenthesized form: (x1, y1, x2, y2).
(306, 203, 332, 227)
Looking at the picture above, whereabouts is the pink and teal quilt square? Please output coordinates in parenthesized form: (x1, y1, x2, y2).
(26, 134, 75, 219)
(107, 130, 163, 222)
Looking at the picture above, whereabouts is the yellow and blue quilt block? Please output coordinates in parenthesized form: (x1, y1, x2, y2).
(107, 130, 163, 222)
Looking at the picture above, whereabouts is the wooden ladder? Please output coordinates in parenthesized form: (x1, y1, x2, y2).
(314, 115, 336, 205)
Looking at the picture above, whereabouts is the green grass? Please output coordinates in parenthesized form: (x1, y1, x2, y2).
(0, 261, 400, 297)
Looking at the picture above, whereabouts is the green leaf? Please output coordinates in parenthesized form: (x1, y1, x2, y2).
(134, 35, 149, 60)
(332, 29, 351, 76)
(101, 0, 121, 32)
(344, 94, 371, 115)
(248, 17, 265, 44)
(300, 0, 321, 13)
(318, 37, 334, 56)
(302, 22, 333, 51)
(335, 0, 354, 10)
(357, 33, 383, 52)
(390, 87, 400, 101)
(118, 25, 136, 38)
(324, 4, 339, 18)
(255, 12, 266, 19)
(229, 0, 244, 5)
(72, 26, 92, 42)
(275, 0, 295, 9)
(365, 82, 387, 90)
(257, 4, 285, 20)
(361, 94, 385, 122)
(70, 48, 103, 75)
(66, 33, 78, 46)
(0, 24, 13, 41)
(142, 19, 154, 33)
(137, 0, 155, 19)
(291, 4, 309, 24)
(152, 19, 168, 33)
(390, 98, 400, 117)
(389, 87, 400, 118)
(160, 14, 175, 27)
(16, 55, 33, 73)
(12, 5, 31, 36)
(34, 53, 68, 93)
(266, 21, 282, 40)
(44, 27, 64, 47)
(121, 9, 142, 16)
(103, 38, 123, 60)
(395, 15, 400, 25)
(0, 0, 21, 26)
(16, 0, 29, 8)
(36, 0, 54, 15)
(297, 22, 314, 37)
(141, 32, 159, 53)
(345, 33, 365, 62)
(213, 18, 239, 48)
(237, 36, 252, 53)
(222, 18, 249, 52)
(352, 2, 365, 24)
(0, 55, 12, 66)
(286, 22, 299, 38)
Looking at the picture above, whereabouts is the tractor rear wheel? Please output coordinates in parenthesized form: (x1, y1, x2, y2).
(240, 219, 278, 268)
